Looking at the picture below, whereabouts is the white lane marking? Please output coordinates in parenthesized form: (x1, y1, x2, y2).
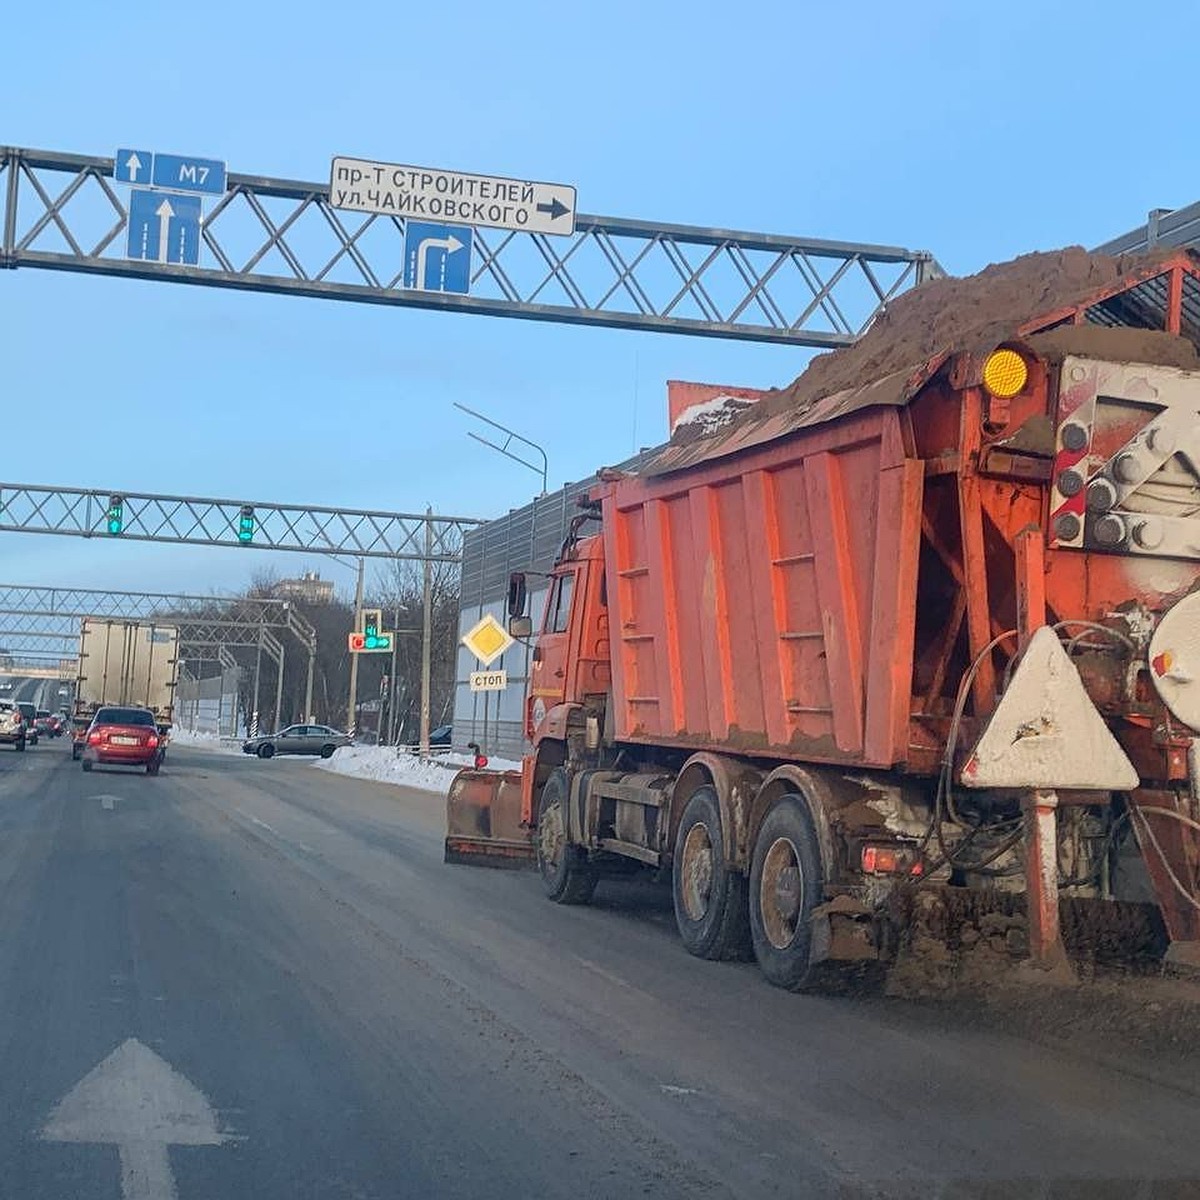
(573, 956, 634, 991)
(41, 1037, 230, 1200)
(235, 809, 278, 836)
(233, 809, 316, 854)
(92, 794, 122, 811)
(660, 1084, 700, 1096)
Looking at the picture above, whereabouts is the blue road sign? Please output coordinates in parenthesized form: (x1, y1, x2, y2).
(402, 222, 472, 294)
(126, 189, 202, 266)
(115, 148, 153, 186)
(150, 152, 227, 196)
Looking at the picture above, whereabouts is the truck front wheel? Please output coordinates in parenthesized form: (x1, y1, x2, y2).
(536, 769, 596, 905)
(749, 794, 824, 990)
(673, 785, 751, 960)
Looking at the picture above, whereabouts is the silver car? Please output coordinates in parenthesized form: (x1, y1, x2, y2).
(242, 724, 351, 760)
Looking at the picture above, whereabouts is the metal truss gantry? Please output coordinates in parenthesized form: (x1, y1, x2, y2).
(0, 483, 478, 562)
(1096, 205, 1200, 256)
(1, 146, 940, 347)
(0, 583, 319, 725)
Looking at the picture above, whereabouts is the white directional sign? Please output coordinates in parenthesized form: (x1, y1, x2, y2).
(330, 156, 577, 236)
(470, 669, 508, 693)
(42, 1038, 230, 1200)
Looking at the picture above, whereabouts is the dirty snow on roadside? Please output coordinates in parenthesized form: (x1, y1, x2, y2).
(312, 745, 521, 795)
(169, 729, 244, 754)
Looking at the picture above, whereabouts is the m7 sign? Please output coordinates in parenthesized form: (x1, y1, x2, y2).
(330, 156, 576, 236)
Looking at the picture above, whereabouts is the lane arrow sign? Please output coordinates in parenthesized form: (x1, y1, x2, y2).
(536, 197, 570, 221)
(42, 1038, 229, 1200)
(415, 233, 464, 291)
(154, 199, 175, 265)
(125, 153, 143, 182)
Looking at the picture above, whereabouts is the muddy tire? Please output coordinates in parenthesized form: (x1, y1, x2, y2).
(749, 793, 825, 990)
(536, 768, 596, 905)
(81, 759, 93, 773)
(257, 742, 275, 759)
(146, 759, 160, 776)
(320, 744, 336, 759)
(673, 785, 752, 961)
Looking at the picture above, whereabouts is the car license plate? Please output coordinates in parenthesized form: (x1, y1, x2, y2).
(112, 736, 139, 746)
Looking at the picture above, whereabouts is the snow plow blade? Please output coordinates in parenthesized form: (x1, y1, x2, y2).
(444, 768, 536, 868)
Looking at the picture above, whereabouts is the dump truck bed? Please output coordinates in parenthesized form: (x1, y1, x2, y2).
(598, 406, 921, 768)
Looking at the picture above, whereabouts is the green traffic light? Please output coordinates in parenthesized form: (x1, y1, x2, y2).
(237, 507, 255, 543)
(106, 496, 123, 536)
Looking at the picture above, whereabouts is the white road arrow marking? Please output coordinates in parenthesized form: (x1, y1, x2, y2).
(415, 233, 464, 291)
(42, 1038, 229, 1200)
(154, 199, 174, 265)
(94, 794, 120, 811)
(125, 153, 143, 182)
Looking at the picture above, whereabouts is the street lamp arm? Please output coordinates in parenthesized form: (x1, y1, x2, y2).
(454, 402, 549, 495)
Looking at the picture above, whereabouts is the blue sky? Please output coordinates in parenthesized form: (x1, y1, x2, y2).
(2, 0, 1198, 601)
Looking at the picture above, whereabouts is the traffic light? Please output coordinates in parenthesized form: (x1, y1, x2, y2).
(361, 609, 391, 650)
(238, 505, 255, 544)
(348, 612, 392, 654)
(106, 494, 124, 536)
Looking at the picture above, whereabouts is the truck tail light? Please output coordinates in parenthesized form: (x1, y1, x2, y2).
(861, 843, 923, 876)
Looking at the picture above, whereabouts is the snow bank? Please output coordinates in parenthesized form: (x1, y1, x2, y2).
(312, 745, 521, 795)
(169, 729, 244, 755)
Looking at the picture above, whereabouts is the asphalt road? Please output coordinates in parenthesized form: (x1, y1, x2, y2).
(0, 741, 1196, 1199)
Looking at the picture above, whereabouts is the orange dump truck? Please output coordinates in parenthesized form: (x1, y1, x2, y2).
(447, 248, 1200, 988)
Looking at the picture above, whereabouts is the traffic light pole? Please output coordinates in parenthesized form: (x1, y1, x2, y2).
(387, 603, 399, 745)
(420, 511, 433, 759)
(347, 557, 364, 734)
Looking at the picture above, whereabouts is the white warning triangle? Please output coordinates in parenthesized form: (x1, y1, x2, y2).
(960, 626, 1138, 791)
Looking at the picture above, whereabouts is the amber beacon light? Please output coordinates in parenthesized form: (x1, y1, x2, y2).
(982, 348, 1028, 398)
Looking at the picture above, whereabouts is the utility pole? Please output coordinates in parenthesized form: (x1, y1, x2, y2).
(420, 509, 433, 758)
(347, 556, 364, 735)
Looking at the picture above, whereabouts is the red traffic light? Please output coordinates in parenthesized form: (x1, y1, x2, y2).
(348, 633, 366, 651)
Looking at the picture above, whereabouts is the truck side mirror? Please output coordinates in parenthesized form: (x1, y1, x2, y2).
(507, 572, 528, 618)
(509, 615, 533, 638)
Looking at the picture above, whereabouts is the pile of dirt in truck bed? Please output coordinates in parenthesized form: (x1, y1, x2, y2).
(671, 246, 1189, 450)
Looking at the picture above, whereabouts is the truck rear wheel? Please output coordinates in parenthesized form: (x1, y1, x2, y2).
(70, 743, 80, 761)
(536, 769, 596, 905)
(673, 785, 751, 961)
(749, 793, 824, 990)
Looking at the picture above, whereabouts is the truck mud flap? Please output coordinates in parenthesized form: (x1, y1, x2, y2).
(444, 768, 536, 869)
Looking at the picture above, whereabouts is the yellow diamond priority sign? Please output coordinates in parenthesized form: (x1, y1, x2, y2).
(461, 613, 514, 667)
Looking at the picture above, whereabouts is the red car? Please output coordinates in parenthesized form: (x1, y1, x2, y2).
(81, 706, 164, 775)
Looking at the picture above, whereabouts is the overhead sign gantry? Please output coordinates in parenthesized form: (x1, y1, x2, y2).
(0, 144, 939, 346)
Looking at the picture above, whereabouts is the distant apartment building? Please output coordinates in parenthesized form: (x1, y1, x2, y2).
(274, 570, 335, 605)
